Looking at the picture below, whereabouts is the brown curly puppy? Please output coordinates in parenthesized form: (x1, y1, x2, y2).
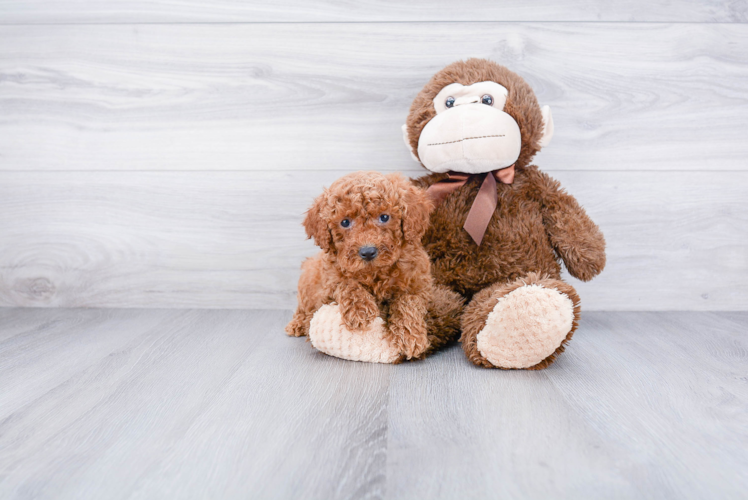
(286, 171, 463, 360)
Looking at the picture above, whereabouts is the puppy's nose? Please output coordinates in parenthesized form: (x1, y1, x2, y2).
(358, 246, 378, 261)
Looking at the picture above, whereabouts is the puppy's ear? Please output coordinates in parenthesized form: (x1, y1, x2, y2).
(303, 190, 333, 252)
(388, 174, 433, 244)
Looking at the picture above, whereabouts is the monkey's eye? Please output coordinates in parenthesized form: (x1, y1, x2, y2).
(340, 219, 351, 228)
(445, 96, 455, 108)
(481, 95, 493, 105)
(378, 214, 390, 223)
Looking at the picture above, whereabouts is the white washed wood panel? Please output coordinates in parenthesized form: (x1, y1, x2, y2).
(1, 23, 747, 173)
(0, 170, 745, 310)
(0, 0, 745, 23)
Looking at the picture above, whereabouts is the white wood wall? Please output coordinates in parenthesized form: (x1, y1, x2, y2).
(1, 2, 747, 310)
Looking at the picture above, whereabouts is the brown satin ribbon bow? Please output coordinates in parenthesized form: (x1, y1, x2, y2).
(426, 164, 515, 246)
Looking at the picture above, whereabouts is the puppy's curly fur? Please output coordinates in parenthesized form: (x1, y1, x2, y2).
(286, 171, 463, 360)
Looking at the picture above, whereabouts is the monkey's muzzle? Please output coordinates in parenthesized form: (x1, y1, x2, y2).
(417, 104, 522, 175)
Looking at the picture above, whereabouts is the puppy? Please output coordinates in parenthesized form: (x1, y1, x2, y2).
(285, 171, 436, 359)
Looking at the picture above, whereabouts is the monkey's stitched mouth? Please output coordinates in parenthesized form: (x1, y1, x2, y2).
(426, 134, 505, 147)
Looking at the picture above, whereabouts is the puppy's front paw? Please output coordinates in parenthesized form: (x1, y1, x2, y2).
(391, 321, 430, 360)
(285, 317, 308, 337)
(398, 333, 430, 360)
(341, 300, 379, 331)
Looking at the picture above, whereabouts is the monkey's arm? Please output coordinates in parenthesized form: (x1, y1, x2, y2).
(536, 171, 606, 281)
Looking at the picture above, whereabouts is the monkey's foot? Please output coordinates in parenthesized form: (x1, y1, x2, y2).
(477, 284, 574, 368)
(461, 274, 581, 369)
(308, 304, 403, 364)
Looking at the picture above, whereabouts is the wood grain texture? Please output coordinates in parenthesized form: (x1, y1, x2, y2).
(0, 0, 746, 23)
(387, 310, 748, 500)
(386, 346, 644, 498)
(0, 308, 388, 500)
(0, 309, 746, 499)
(545, 312, 748, 499)
(1, 23, 747, 173)
(0, 170, 746, 310)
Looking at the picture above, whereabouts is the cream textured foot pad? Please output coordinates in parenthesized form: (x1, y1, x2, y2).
(477, 284, 574, 369)
(308, 304, 401, 364)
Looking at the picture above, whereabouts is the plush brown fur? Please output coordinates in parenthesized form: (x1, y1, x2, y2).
(407, 59, 607, 368)
(286, 171, 463, 360)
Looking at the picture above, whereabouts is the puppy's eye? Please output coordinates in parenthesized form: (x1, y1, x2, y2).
(378, 214, 390, 223)
(481, 94, 493, 105)
(445, 96, 455, 108)
(340, 219, 351, 228)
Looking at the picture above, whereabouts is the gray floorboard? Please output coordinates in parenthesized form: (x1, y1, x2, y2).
(0, 309, 746, 499)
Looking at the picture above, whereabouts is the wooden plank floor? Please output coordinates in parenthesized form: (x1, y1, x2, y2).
(0, 309, 746, 499)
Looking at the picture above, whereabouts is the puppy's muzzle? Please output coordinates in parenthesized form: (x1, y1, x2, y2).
(358, 246, 378, 261)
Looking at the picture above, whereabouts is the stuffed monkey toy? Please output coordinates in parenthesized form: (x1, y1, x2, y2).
(306, 58, 606, 369)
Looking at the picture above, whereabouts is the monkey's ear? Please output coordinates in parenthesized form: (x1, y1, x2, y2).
(303, 191, 333, 252)
(401, 124, 420, 163)
(389, 174, 433, 243)
(538, 105, 554, 148)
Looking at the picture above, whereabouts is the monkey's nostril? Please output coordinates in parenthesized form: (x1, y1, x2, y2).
(358, 246, 378, 261)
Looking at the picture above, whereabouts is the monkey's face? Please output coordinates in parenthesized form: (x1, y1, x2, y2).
(403, 59, 554, 175)
(418, 81, 521, 174)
